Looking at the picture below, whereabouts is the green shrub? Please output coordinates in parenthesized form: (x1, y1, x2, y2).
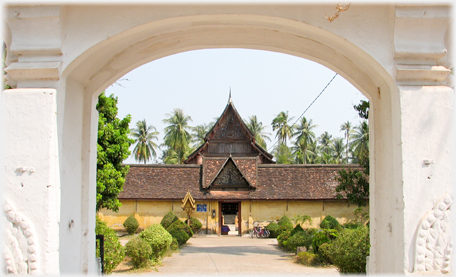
(305, 228, 318, 237)
(291, 224, 304, 235)
(95, 217, 125, 274)
(170, 237, 179, 251)
(266, 222, 280, 238)
(284, 231, 312, 252)
(160, 211, 179, 229)
(295, 251, 316, 266)
(325, 226, 370, 273)
(139, 224, 173, 262)
(125, 236, 152, 268)
(312, 229, 338, 254)
(277, 229, 292, 247)
(276, 215, 293, 238)
(278, 215, 293, 229)
(123, 215, 140, 235)
(320, 215, 341, 230)
(188, 217, 203, 233)
(167, 220, 193, 245)
(316, 243, 332, 265)
(343, 222, 362, 229)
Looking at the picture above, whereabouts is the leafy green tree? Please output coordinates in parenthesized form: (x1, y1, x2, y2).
(354, 100, 370, 120)
(271, 111, 295, 145)
(245, 115, 271, 149)
(293, 117, 317, 164)
(335, 100, 370, 207)
(130, 119, 159, 164)
(274, 142, 294, 164)
(96, 92, 133, 212)
(340, 121, 353, 163)
(163, 108, 193, 164)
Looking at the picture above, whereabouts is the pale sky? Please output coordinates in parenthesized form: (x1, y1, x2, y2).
(105, 48, 367, 164)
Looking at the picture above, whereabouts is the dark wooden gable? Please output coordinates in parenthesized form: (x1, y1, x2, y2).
(210, 158, 252, 191)
(185, 98, 275, 164)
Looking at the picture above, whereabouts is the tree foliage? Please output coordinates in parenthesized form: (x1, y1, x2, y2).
(271, 111, 295, 145)
(245, 115, 271, 149)
(335, 100, 370, 207)
(130, 119, 159, 164)
(96, 92, 133, 212)
(162, 108, 193, 164)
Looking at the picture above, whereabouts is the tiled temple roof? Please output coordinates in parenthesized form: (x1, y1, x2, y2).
(119, 164, 362, 200)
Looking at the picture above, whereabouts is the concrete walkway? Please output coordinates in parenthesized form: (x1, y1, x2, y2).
(149, 236, 339, 276)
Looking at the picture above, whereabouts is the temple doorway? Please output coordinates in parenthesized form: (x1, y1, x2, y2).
(219, 202, 241, 236)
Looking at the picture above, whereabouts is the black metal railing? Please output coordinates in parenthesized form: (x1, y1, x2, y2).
(96, 234, 104, 274)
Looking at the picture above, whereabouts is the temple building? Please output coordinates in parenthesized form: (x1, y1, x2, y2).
(98, 97, 367, 235)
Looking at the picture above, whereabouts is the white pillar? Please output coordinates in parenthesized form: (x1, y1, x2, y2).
(2, 89, 60, 275)
(58, 78, 98, 274)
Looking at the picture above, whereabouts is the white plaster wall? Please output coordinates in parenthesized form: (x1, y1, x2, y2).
(399, 86, 454, 273)
(2, 89, 60, 274)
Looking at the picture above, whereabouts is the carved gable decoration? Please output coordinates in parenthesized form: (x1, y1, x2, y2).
(211, 158, 251, 190)
(184, 98, 275, 164)
(212, 105, 249, 140)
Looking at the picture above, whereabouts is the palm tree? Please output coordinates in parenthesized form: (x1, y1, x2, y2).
(351, 121, 369, 163)
(318, 131, 333, 154)
(162, 145, 196, 164)
(245, 115, 271, 149)
(163, 108, 193, 164)
(330, 137, 345, 164)
(130, 119, 159, 164)
(306, 140, 319, 164)
(192, 123, 210, 147)
(340, 121, 353, 163)
(293, 117, 317, 164)
(271, 111, 295, 145)
(274, 142, 294, 164)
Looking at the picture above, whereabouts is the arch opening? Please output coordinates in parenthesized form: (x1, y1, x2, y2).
(59, 13, 402, 274)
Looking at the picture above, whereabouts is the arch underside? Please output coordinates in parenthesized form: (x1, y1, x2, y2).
(65, 14, 393, 101)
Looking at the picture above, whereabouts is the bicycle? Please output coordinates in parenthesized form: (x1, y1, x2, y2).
(250, 226, 270, 238)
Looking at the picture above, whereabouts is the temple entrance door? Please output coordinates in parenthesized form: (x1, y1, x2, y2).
(219, 202, 241, 236)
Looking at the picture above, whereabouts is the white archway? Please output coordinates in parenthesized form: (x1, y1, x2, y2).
(3, 4, 453, 275)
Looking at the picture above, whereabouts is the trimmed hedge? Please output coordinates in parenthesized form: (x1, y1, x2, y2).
(266, 222, 280, 238)
(325, 226, 370, 273)
(123, 215, 140, 235)
(139, 224, 173, 262)
(96, 217, 125, 274)
(167, 220, 193, 245)
(312, 229, 338, 254)
(277, 229, 292, 247)
(320, 215, 341, 230)
(284, 231, 312, 252)
(188, 217, 203, 233)
(291, 224, 305, 235)
(278, 215, 293, 229)
(160, 211, 179, 229)
(125, 236, 152, 268)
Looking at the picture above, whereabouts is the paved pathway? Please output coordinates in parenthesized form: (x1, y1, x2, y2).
(148, 236, 339, 276)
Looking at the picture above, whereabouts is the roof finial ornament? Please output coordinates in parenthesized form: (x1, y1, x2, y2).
(228, 87, 232, 103)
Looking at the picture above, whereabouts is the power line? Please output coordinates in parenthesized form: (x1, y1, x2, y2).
(267, 73, 338, 153)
